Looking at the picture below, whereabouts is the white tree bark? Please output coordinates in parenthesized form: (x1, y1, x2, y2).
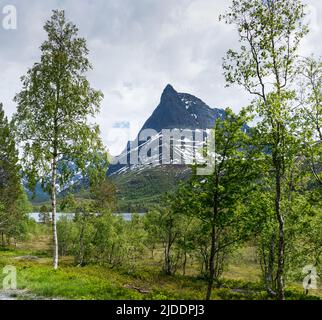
(51, 157, 58, 270)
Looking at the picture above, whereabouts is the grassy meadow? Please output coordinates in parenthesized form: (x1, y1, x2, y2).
(0, 227, 319, 300)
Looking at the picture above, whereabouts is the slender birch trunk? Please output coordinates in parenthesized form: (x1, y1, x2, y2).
(275, 170, 285, 300)
(51, 156, 58, 270)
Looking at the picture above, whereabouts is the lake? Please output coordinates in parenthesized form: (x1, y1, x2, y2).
(28, 212, 145, 223)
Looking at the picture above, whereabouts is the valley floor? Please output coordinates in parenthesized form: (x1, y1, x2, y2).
(0, 234, 320, 300)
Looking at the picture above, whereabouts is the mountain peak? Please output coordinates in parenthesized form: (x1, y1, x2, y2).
(164, 83, 176, 92)
(138, 85, 224, 134)
(161, 84, 177, 98)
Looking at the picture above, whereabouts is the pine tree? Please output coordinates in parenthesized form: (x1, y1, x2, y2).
(0, 103, 28, 245)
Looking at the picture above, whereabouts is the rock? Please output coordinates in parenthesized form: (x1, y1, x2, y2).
(13, 255, 39, 261)
(0, 292, 16, 300)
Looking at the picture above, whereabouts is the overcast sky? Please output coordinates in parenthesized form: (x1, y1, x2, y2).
(0, 0, 321, 155)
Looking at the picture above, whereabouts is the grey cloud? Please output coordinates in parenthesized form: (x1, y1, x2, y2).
(0, 0, 321, 154)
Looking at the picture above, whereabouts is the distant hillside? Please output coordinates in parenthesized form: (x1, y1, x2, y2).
(111, 165, 191, 212)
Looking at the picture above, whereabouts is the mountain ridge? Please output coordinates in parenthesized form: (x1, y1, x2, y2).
(140, 84, 225, 133)
(108, 84, 225, 176)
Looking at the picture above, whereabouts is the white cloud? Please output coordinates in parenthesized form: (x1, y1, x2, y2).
(0, 0, 321, 155)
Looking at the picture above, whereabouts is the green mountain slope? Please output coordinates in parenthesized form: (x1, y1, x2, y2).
(110, 165, 191, 212)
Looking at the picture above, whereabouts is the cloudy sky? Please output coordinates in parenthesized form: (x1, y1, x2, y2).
(0, 0, 321, 154)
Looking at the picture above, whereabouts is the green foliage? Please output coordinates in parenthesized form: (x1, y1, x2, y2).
(221, 0, 308, 97)
(57, 181, 147, 271)
(12, 9, 108, 268)
(0, 104, 31, 245)
(221, 0, 311, 300)
(57, 212, 148, 271)
(144, 204, 186, 275)
(13, 10, 108, 193)
(189, 109, 260, 285)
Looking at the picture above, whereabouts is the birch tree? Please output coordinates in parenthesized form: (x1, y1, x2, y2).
(221, 0, 308, 299)
(13, 10, 108, 269)
(299, 57, 322, 183)
(174, 108, 260, 299)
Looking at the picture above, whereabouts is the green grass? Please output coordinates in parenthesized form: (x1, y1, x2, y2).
(0, 252, 320, 300)
(0, 243, 320, 300)
(0, 256, 205, 300)
(15, 264, 142, 300)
